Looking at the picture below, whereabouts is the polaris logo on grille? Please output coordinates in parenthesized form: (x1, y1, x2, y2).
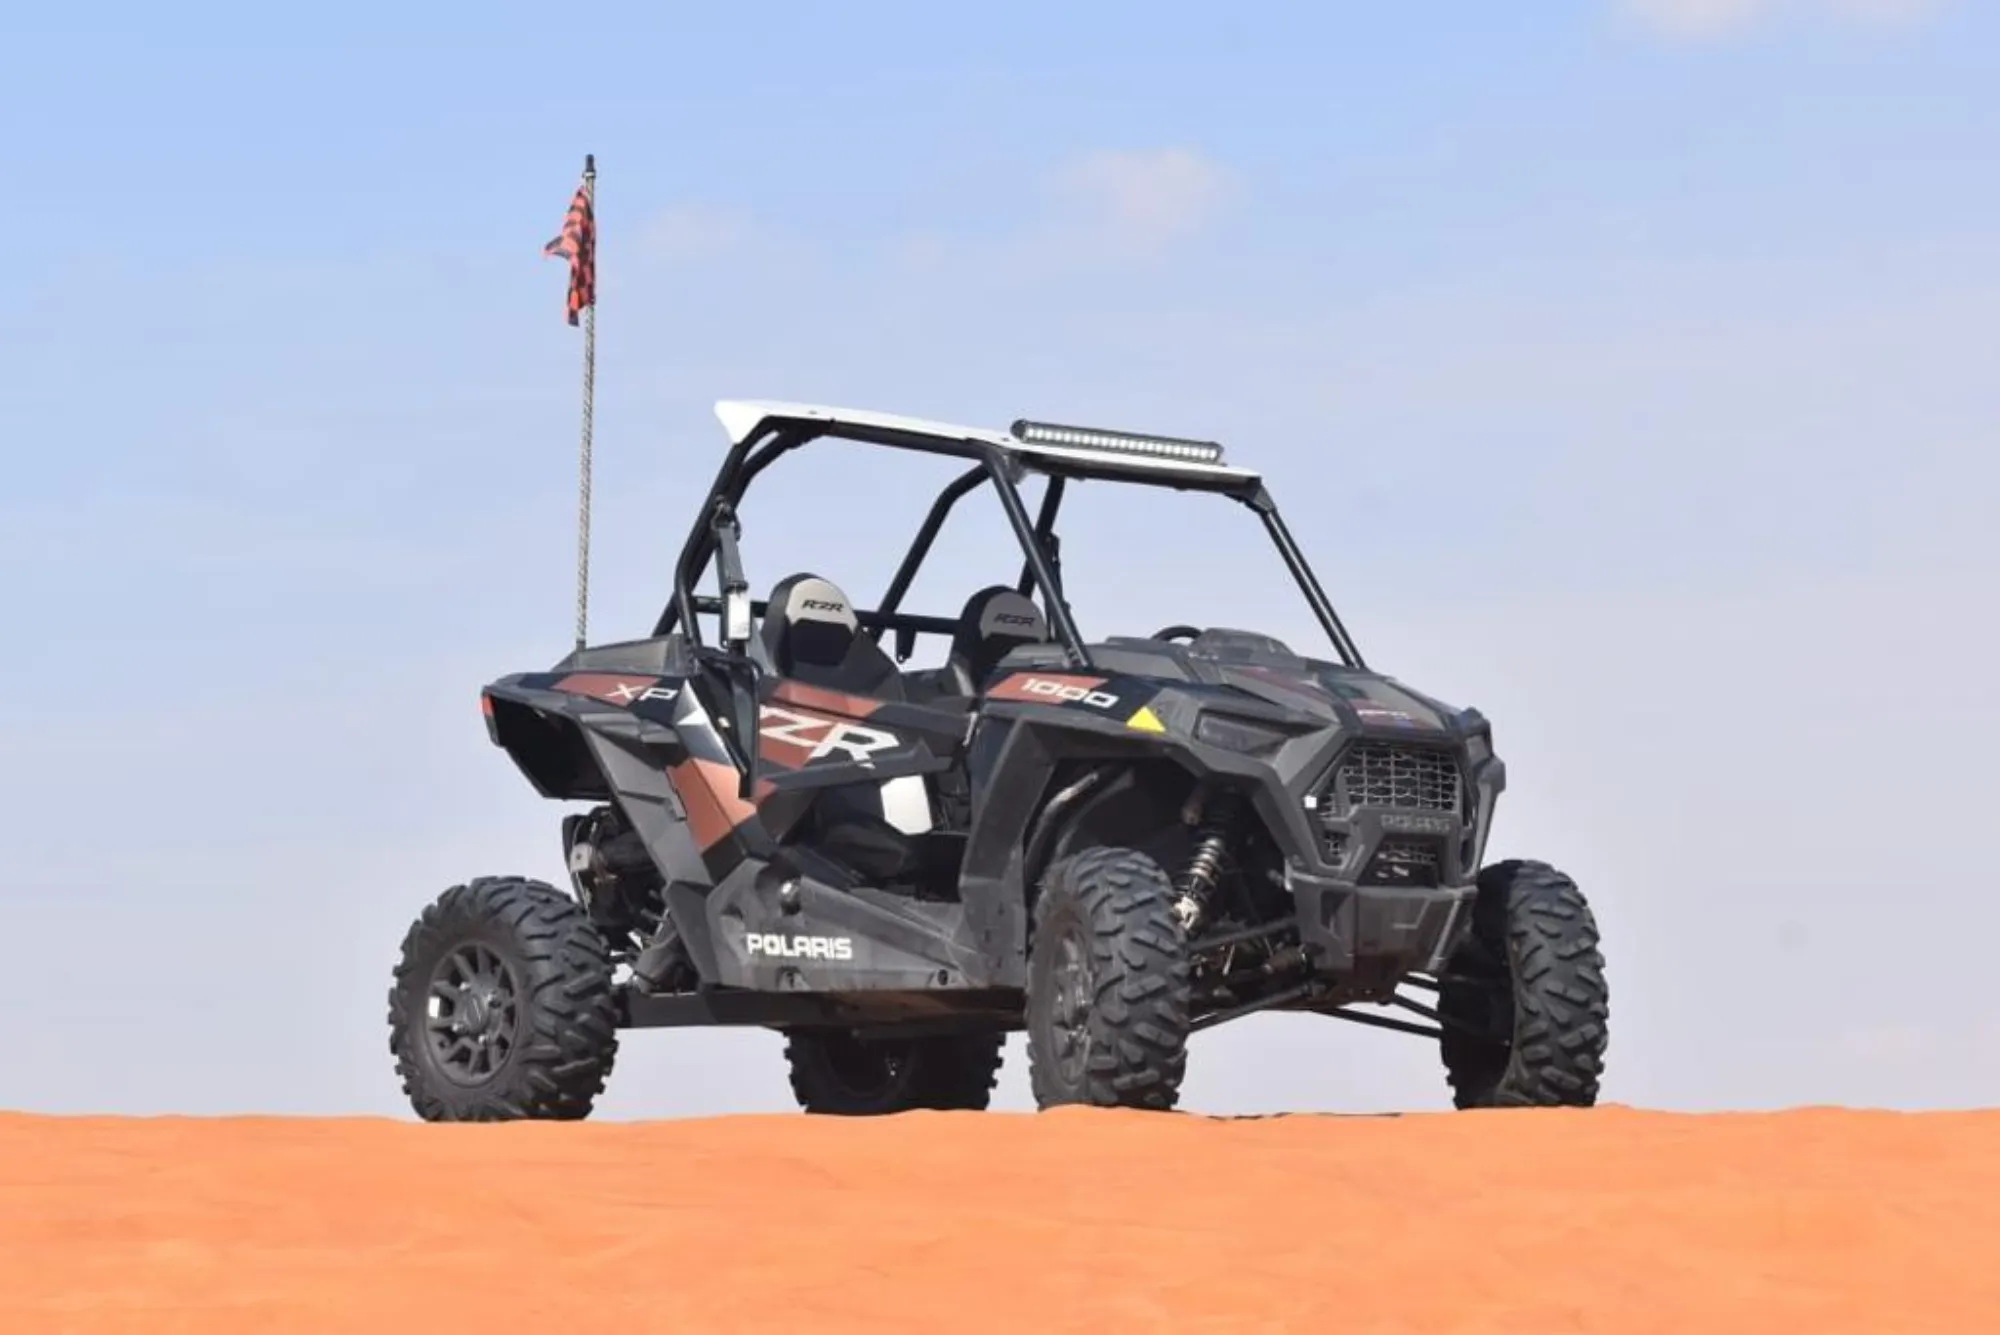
(1355, 705, 1428, 729)
(1021, 677, 1119, 709)
(746, 932, 854, 962)
(1380, 812, 1457, 835)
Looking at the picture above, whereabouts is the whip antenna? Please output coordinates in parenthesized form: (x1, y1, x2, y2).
(543, 153, 598, 653)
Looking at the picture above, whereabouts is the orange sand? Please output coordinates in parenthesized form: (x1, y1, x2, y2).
(3, 1105, 1997, 1333)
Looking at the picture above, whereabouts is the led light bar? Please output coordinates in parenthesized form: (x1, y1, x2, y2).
(1010, 418, 1226, 465)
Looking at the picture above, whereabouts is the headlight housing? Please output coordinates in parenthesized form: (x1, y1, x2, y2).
(1194, 713, 1293, 755)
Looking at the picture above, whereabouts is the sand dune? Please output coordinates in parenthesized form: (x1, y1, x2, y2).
(4, 1105, 1997, 1332)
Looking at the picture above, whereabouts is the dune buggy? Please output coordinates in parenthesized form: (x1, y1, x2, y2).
(386, 400, 1609, 1118)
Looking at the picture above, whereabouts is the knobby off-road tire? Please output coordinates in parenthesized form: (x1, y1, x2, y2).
(1437, 858, 1609, 1109)
(783, 1030, 1006, 1115)
(1025, 846, 1193, 1111)
(387, 875, 621, 1122)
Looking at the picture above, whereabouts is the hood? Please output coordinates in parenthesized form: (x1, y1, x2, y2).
(1215, 661, 1459, 733)
(1078, 628, 1469, 738)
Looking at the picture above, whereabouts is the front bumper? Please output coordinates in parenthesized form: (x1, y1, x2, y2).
(1286, 867, 1477, 977)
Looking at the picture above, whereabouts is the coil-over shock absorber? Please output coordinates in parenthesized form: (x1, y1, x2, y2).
(1175, 788, 1247, 934)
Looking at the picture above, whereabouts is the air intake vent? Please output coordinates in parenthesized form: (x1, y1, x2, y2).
(1360, 839, 1443, 888)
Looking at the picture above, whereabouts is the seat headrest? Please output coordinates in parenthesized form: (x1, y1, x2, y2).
(948, 585, 1049, 688)
(758, 573, 860, 671)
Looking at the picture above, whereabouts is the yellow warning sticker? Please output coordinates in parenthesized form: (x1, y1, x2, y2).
(1126, 706, 1166, 733)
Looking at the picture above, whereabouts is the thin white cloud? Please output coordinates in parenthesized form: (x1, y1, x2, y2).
(1048, 147, 1234, 259)
(1621, 0, 1945, 38)
(1624, 0, 1776, 38)
(657, 149, 1234, 284)
(896, 146, 1235, 278)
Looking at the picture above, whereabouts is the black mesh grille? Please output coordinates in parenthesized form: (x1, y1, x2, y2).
(1326, 742, 1463, 816)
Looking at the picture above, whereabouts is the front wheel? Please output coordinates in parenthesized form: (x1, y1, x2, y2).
(1437, 858, 1609, 1108)
(1024, 846, 1192, 1111)
(387, 875, 621, 1121)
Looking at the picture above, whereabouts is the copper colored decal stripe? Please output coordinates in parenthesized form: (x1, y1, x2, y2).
(667, 758, 761, 852)
(985, 672, 1111, 703)
(756, 734, 802, 768)
(769, 679, 884, 718)
(552, 672, 658, 705)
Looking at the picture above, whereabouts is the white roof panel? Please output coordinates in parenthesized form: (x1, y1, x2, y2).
(712, 399, 1262, 485)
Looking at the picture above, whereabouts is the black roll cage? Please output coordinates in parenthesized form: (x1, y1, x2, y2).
(650, 418, 1367, 671)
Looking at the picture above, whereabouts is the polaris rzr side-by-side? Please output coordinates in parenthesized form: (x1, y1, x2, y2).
(386, 400, 1609, 1119)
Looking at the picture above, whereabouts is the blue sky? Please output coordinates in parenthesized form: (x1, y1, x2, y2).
(1, 0, 1994, 1117)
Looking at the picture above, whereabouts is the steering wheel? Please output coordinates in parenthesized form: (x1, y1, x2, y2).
(1150, 624, 1204, 643)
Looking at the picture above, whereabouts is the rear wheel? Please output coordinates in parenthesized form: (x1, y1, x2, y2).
(387, 876, 621, 1121)
(1024, 846, 1192, 1111)
(1437, 859, 1609, 1108)
(783, 1029, 1006, 1114)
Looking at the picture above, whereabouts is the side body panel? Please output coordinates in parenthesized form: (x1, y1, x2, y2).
(483, 638, 988, 995)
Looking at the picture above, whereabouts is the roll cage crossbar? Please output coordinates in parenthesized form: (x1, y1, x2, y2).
(650, 418, 1367, 671)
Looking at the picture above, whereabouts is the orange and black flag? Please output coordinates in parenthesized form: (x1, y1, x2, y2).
(543, 165, 595, 326)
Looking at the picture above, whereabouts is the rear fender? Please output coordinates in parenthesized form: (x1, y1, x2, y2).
(483, 678, 716, 896)
(484, 668, 783, 870)
(482, 671, 765, 986)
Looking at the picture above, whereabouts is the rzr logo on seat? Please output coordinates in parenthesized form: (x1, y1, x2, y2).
(993, 611, 1038, 628)
(800, 598, 848, 615)
(1020, 677, 1119, 710)
(747, 932, 854, 961)
(759, 705, 900, 762)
